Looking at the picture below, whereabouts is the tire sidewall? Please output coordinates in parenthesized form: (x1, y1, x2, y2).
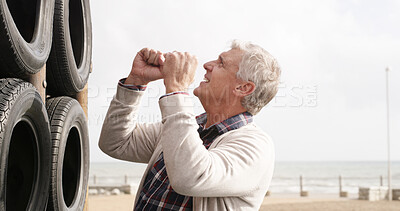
(0, 0, 54, 73)
(63, 0, 92, 90)
(0, 85, 51, 211)
(55, 100, 89, 211)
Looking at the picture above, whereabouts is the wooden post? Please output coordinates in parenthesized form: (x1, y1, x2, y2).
(299, 175, 308, 197)
(300, 175, 303, 194)
(339, 175, 348, 197)
(299, 175, 309, 197)
(75, 82, 89, 211)
(380, 175, 383, 186)
(74, 83, 88, 117)
(27, 65, 46, 103)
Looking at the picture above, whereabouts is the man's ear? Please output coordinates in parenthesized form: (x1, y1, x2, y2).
(233, 81, 255, 97)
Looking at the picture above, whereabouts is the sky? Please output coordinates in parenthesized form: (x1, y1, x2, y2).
(87, 0, 400, 162)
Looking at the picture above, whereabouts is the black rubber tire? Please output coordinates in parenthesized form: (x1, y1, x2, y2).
(46, 0, 92, 96)
(46, 96, 89, 211)
(0, 0, 54, 77)
(0, 78, 51, 211)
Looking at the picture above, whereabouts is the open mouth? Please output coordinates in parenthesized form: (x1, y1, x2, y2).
(202, 77, 210, 83)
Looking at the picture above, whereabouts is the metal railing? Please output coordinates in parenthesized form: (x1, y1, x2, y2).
(269, 175, 400, 197)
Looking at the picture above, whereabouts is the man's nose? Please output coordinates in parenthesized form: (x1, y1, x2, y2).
(203, 62, 213, 72)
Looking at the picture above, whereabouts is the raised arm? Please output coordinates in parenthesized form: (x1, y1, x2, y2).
(99, 48, 165, 163)
(98, 86, 162, 163)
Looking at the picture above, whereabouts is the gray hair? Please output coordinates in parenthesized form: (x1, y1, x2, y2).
(232, 40, 281, 115)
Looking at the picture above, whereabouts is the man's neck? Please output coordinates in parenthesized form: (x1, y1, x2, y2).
(204, 106, 246, 128)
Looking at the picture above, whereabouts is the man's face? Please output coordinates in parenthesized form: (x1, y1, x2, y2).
(194, 48, 244, 106)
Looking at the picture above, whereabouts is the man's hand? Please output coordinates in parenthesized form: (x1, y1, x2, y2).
(125, 48, 165, 85)
(162, 52, 198, 93)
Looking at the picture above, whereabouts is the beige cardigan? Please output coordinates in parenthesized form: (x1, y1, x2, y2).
(99, 85, 275, 210)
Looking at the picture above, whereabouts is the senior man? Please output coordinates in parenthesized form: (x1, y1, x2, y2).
(99, 40, 281, 210)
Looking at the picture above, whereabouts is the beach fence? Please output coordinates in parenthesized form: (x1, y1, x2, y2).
(268, 175, 400, 200)
(87, 173, 400, 200)
(88, 174, 143, 195)
(90, 174, 143, 185)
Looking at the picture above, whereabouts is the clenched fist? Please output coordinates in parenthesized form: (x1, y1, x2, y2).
(162, 52, 198, 93)
(125, 48, 165, 85)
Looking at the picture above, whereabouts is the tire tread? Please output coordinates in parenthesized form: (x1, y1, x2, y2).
(0, 78, 50, 210)
(46, 96, 87, 211)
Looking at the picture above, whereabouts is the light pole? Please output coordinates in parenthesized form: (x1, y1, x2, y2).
(385, 66, 392, 201)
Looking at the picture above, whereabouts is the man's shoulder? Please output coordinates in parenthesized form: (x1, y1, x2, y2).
(219, 123, 273, 145)
(236, 123, 271, 137)
(213, 123, 275, 163)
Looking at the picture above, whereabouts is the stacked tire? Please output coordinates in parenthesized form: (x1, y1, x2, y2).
(0, 0, 92, 210)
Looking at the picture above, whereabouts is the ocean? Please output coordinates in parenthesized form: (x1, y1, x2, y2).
(89, 161, 400, 195)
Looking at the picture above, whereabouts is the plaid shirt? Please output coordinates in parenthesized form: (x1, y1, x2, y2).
(134, 111, 253, 211)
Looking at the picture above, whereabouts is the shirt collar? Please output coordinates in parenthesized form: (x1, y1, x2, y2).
(196, 112, 253, 134)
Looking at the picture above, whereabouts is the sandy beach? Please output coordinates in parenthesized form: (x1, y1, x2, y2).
(260, 194, 400, 211)
(87, 194, 400, 211)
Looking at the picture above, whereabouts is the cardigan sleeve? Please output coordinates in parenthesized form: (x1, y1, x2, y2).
(98, 83, 162, 163)
(158, 94, 275, 197)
